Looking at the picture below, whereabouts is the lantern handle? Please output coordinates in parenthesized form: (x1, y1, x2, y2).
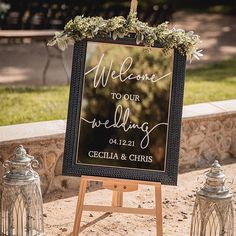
(31, 159, 39, 169)
(25, 153, 39, 169)
(225, 177, 234, 189)
(3, 160, 11, 171)
(197, 176, 205, 185)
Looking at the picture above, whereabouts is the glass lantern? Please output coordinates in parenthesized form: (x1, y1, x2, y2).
(190, 160, 234, 236)
(0, 145, 45, 236)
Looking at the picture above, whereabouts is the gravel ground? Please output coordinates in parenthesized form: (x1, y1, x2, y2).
(43, 162, 236, 236)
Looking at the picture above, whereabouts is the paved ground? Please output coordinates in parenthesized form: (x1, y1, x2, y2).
(0, 12, 235, 85)
(171, 12, 236, 67)
(43, 162, 236, 236)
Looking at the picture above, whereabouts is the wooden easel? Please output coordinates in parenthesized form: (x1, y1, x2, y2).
(72, 176, 163, 236)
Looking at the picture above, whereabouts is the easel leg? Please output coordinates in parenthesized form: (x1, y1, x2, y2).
(73, 177, 87, 236)
(155, 184, 163, 236)
(112, 191, 123, 207)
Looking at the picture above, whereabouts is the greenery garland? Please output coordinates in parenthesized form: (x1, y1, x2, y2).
(48, 12, 202, 62)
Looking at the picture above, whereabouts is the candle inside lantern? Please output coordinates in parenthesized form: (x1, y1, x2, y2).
(13, 195, 26, 235)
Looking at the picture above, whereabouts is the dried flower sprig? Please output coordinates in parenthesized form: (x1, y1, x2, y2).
(48, 12, 202, 62)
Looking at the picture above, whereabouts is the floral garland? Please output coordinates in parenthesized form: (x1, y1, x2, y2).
(48, 12, 202, 62)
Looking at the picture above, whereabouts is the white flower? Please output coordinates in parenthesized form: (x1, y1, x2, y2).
(49, 32, 68, 50)
(190, 49, 203, 63)
(187, 31, 194, 36)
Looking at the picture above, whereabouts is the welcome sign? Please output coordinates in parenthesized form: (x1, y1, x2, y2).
(63, 36, 186, 185)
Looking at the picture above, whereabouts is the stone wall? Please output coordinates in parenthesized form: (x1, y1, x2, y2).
(181, 116, 236, 171)
(0, 121, 67, 195)
(0, 100, 236, 195)
(180, 100, 236, 171)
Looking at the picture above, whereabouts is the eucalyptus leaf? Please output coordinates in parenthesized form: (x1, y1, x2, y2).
(57, 39, 67, 51)
(112, 31, 118, 40)
(118, 32, 125, 38)
(136, 33, 143, 44)
(47, 39, 56, 47)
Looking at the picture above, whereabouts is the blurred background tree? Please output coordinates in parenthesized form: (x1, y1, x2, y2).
(1, 0, 234, 30)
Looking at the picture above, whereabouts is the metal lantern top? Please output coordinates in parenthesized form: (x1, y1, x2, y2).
(3, 145, 39, 184)
(198, 160, 233, 200)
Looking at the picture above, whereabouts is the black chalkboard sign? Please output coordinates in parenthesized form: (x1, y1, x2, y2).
(63, 36, 186, 185)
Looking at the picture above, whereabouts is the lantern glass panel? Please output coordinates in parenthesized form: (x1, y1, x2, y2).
(13, 193, 27, 235)
(205, 209, 221, 235)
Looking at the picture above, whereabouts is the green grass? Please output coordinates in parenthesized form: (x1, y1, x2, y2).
(184, 58, 236, 105)
(0, 86, 69, 126)
(0, 59, 235, 126)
